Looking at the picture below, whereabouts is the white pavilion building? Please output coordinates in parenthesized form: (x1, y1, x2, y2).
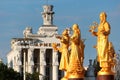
(7, 5, 63, 80)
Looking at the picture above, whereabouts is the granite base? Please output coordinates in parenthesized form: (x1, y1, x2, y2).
(97, 75, 114, 80)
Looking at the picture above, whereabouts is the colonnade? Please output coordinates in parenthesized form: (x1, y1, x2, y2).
(8, 47, 59, 80)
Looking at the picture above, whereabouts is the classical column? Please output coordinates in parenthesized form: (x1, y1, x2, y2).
(28, 48, 34, 74)
(15, 49, 22, 73)
(52, 50, 59, 80)
(39, 48, 46, 79)
(7, 53, 13, 68)
(7, 60, 11, 68)
(23, 51, 26, 80)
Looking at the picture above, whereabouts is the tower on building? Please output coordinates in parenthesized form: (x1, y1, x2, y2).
(37, 5, 58, 37)
(42, 5, 54, 25)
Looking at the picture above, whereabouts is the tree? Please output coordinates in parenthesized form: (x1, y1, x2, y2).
(0, 62, 21, 80)
(0, 62, 41, 80)
(26, 72, 39, 80)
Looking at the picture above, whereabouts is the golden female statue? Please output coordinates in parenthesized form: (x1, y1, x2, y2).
(53, 24, 85, 79)
(58, 29, 70, 71)
(89, 12, 116, 75)
(67, 24, 85, 78)
(52, 29, 70, 79)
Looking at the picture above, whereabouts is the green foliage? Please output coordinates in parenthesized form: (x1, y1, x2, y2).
(0, 62, 42, 80)
(0, 62, 21, 80)
(26, 72, 39, 80)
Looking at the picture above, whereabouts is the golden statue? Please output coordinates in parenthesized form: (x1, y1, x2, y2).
(90, 12, 116, 75)
(67, 24, 85, 78)
(53, 24, 85, 80)
(52, 29, 70, 79)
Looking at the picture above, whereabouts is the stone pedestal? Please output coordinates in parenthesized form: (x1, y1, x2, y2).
(68, 78, 84, 80)
(97, 75, 114, 80)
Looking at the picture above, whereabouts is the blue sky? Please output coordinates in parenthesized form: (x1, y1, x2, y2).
(0, 0, 120, 66)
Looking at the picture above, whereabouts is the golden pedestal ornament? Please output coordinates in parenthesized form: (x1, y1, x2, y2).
(97, 61, 114, 80)
(68, 72, 84, 80)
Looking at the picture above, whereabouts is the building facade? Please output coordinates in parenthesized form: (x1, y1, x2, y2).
(7, 5, 62, 80)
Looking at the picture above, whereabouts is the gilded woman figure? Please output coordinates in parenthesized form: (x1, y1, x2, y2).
(67, 24, 85, 78)
(52, 29, 70, 71)
(58, 29, 70, 71)
(90, 12, 111, 70)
